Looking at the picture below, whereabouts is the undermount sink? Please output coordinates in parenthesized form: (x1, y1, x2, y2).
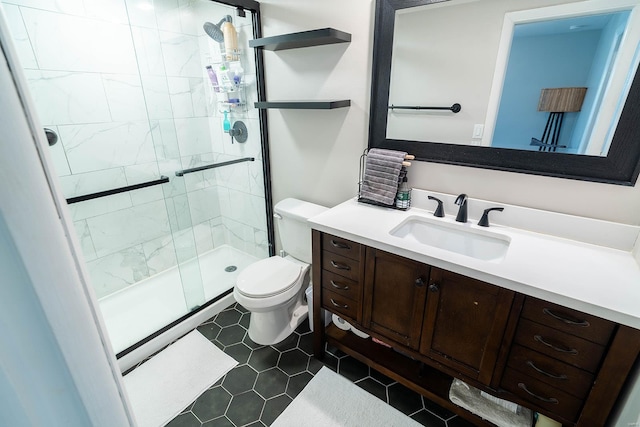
(389, 216, 511, 262)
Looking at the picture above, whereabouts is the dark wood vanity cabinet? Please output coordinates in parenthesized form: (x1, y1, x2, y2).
(312, 230, 640, 427)
(362, 248, 429, 349)
(420, 268, 515, 384)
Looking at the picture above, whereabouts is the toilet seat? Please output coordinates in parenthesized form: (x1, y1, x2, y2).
(236, 256, 303, 298)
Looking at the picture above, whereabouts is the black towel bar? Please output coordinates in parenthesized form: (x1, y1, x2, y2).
(388, 103, 461, 113)
(175, 157, 255, 177)
(66, 176, 170, 204)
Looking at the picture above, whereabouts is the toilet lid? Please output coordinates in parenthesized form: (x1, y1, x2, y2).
(236, 256, 303, 298)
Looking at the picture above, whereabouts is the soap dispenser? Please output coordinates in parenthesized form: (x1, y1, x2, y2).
(223, 110, 230, 133)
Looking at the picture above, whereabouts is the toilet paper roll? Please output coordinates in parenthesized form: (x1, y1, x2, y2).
(350, 326, 370, 339)
(332, 314, 351, 330)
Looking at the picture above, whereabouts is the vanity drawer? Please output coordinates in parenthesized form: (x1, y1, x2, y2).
(506, 344, 594, 399)
(514, 319, 606, 373)
(521, 297, 615, 345)
(322, 251, 360, 281)
(322, 289, 359, 321)
(501, 367, 583, 422)
(322, 234, 361, 261)
(322, 270, 361, 302)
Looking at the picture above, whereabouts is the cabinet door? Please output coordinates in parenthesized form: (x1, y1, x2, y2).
(362, 248, 429, 349)
(420, 268, 514, 384)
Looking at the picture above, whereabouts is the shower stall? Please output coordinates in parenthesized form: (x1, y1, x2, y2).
(1, 0, 272, 368)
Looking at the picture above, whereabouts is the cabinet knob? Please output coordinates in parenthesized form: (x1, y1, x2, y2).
(415, 277, 426, 287)
(429, 283, 439, 293)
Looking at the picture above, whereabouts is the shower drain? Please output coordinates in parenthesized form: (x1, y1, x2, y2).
(225, 265, 238, 272)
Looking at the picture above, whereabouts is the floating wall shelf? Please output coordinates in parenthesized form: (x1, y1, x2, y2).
(249, 28, 351, 51)
(255, 100, 351, 110)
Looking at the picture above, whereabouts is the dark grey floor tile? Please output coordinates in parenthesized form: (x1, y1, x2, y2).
(325, 344, 345, 358)
(197, 323, 221, 342)
(243, 334, 266, 350)
(214, 309, 242, 327)
(234, 303, 249, 314)
(166, 411, 201, 427)
(338, 356, 369, 382)
(216, 325, 246, 346)
(423, 397, 456, 420)
(224, 343, 252, 365)
(248, 346, 281, 372)
(260, 394, 292, 425)
(278, 348, 310, 376)
(370, 368, 395, 385)
(239, 313, 251, 329)
(411, 409, 447, 427)
(307, 356, 324, 374)
(355, 377, 387, 402)
(222, 365, 258, 395)
(191, 386, 232, 422)
(388, 382, 424, 415)
(202, 416, 234, 427)
(297, 332, 314, 355)
(225, 390, 265, 427)
(272, 333, 299, 352)
(294, 319, 311, 335)
(254, 368, 289, 399)
(320, 352, 339, 372)
(286, 371, 313, 398)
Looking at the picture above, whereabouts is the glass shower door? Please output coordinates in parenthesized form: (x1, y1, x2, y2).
(1, 0, 271, 355)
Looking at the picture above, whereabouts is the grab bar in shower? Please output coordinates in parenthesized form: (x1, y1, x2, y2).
(65, 176, 170, 204)
(174, 157, 255, 177)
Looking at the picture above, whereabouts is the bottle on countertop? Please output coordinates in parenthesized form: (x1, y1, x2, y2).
(395, 176, 411, 209)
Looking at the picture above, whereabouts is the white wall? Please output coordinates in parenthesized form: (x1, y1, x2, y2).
(258, 0, 374, 210)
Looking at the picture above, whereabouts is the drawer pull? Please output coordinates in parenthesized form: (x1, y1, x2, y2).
(517, 383, 559, 404)
(534, 335, 578, 355)
(330, 298, 349, 309)
(330, 280, 349, 290)
(330, 240, 351, 250)
(330, 260, 351, 271)
(543, 308, 590, 327)
(526, 360, 568, 380)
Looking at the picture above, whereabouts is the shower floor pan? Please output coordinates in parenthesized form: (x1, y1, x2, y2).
(98, 245, 258, 355)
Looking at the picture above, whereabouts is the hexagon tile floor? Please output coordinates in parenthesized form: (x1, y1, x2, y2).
(161, 303, 475, 427)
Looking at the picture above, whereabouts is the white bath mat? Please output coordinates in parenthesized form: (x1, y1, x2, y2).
(123, 330, 237, 427)
(272, 367, 422, 427)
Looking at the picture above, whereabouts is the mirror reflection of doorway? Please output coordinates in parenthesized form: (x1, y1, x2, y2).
(490, 11, 631, 154)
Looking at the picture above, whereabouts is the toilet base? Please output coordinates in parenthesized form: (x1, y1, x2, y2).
(247, 303, 308, 345)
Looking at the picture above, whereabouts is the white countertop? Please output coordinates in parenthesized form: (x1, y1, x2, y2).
(309, 192, 640, 329)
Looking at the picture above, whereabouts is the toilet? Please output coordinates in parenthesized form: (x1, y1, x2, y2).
(233, 198, 328, 345)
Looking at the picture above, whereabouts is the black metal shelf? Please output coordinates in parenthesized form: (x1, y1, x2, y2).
(249, 28, 351, 51)
(255, 100, 351, 110)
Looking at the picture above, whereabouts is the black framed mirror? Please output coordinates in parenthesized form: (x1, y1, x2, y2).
(368, 0, 640, 185)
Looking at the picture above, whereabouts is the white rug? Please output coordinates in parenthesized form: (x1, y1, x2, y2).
(272, 367, 423, 427)
(123, 330, 237, 427)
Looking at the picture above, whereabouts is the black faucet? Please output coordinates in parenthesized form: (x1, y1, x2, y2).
(427, 196, 445, 217)
(478, 207, 504, 227)
(455, 194, 468, 223)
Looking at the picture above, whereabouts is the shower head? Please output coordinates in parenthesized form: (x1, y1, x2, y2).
(203, 15, 232, 43)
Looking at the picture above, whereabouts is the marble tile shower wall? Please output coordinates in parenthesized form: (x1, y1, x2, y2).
(3, 0, 268, 298)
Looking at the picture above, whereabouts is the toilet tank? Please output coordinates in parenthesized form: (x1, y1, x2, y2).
(274, 198, 328, 264)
